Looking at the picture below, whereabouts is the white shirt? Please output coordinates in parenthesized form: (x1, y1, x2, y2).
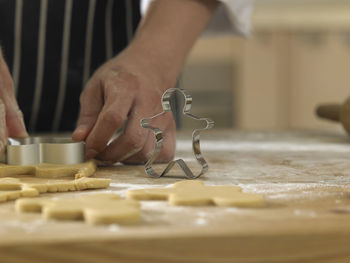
(141, 0, 254, 36)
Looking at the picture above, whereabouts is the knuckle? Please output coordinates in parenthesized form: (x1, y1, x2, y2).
(107, 71, 139, 92)
(101, 110, 125, 127)
(124, 134, 144, 150)
(80, 80, 100, 104)
(86, 139, 105, 153)
(77, 110, 97, 123)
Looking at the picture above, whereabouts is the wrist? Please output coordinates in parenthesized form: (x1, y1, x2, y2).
(119, 0, 218, 92)
(127, 41, 180, 87)
(115, 44, 179, 93)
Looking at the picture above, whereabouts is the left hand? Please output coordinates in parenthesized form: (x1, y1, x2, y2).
(72, 50, 176, 164)
(0, 49, 28, 155)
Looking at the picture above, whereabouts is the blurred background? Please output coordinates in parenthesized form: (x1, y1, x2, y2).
(180, 0, 350, 132)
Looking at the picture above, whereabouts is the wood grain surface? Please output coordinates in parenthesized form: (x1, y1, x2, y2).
(1, 130, 350, 263)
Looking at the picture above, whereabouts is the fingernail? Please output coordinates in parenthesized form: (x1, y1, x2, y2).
(75, 125, 86, 132)
(19, 131, 29, 138)
(73, 126, 83, 135)
(72, 127, 85, 141)
(17, 111, 28, 137)
(17, 130, 28, 138)
(19, 116, 25, 129)
(72, 125, 87, 139)
(86, 149, 98, 159)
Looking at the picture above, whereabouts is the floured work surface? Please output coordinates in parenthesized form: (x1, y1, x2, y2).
(1, 130, 350, 263)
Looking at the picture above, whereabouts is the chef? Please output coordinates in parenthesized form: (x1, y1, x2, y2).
(0, 0, 253, 164)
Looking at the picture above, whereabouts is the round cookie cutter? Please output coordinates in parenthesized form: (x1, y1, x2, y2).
(3, 137, 85, 165)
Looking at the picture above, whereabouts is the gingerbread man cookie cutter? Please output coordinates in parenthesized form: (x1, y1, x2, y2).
(141, 88, 214, 179)
(1, 137, 84, 165)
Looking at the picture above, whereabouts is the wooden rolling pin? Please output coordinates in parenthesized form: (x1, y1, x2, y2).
(316, 97, 350, 135)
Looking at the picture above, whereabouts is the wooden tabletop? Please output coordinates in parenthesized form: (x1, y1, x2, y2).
(1, 130, 350, 263)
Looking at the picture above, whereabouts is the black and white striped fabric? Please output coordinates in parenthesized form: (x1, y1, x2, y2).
(0, 0, 140, 132)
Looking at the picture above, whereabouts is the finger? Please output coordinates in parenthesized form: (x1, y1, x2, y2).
(123, 112, 176, 164)
(123, 124, 175, 164)
(72, 78, 103, 141)
(6, 106, 28, 138)
(84, 72, 137, 159)
(0, 99, 7, 154)
(120, 129, 153, 164)
(97, 108, 149, 162)
(0, 60, 27, 138)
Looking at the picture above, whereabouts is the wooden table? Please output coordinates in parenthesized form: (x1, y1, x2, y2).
(1, 130, 350, 263)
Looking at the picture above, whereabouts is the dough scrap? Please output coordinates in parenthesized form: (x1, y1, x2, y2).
(127, 180, 265, 207)
(0, 177, 111, 203)
(16, 194, 140, 225)
(0, 160, 96, 179)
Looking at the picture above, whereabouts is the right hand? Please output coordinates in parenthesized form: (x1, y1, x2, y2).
(72, 51, 176, 164)
(0, 49, 28, 153)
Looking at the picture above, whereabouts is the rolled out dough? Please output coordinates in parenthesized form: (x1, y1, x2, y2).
(127, 180, 265, 207)
(16, 194, 140, 225)
(0, 177, 111, 203)
(0, 160, 96, 179)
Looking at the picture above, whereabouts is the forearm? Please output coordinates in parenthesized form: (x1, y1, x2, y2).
(124, 0, 218, 87)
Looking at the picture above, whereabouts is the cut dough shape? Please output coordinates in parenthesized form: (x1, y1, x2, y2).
(16, 194, 140, 225)
(0, 188, 38, 203)
(0, 160, 96, 179)
(127, 180, 265, 207)
(0, 177, 111, 203)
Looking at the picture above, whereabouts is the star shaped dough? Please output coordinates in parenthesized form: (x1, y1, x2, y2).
(16, 194, 140, 225)
(127, 180, 265, 207)
(0, 177, 110, 203)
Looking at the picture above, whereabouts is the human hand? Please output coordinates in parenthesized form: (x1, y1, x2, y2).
(71, 0, 219, 164)
(72, 51, 176, 164)
(0, 50, 28, 153)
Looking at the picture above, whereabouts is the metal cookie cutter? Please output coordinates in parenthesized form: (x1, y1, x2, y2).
(2, 137, 85, 165)
(141, 88, 214, 179)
